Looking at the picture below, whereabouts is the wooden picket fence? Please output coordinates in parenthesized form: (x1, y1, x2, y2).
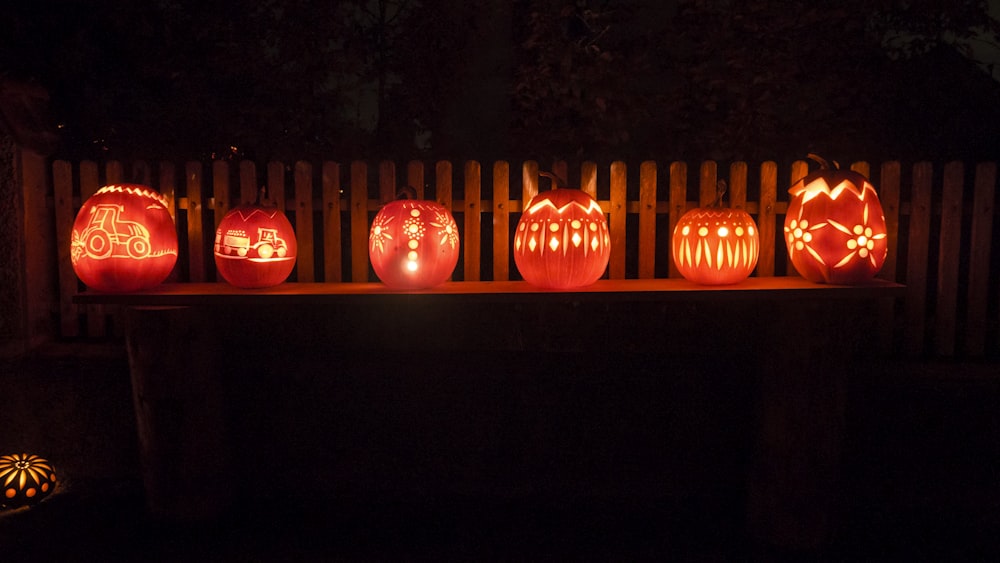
(49, 158, 998, 359)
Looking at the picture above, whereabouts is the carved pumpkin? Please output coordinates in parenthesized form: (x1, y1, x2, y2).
(0, 453, 57, 508)
(514, 173, 610, 289)
(369, 187, 460, 289)
(214, 192, 297, 288)
(71, 184, 178, 292)
(784, 155, 888, 284)
(672, 181, 759, 285)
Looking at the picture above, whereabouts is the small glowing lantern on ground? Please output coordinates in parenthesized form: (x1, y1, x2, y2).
(369, 187, 460, 289)
(514, 172, 611, 289)
(0, 453, 57, 508)
(71, 184, 178, 292)
(784, 154, 888, 284)
(672, 180, 759, 285)
(214, 189, 297, 288)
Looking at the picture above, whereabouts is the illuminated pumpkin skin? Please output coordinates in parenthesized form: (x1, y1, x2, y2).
(784, 156, 888, 284)
(0, 453, 57, 508)
(514, 187, 610, 289)
(214, 203, 297, 288)
(71, 184, 178, 292)
(672, 207, 760, 285)
(369, 193, 460, 289)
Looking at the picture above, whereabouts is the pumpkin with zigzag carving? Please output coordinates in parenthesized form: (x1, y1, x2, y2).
(514, 176, 610, 289)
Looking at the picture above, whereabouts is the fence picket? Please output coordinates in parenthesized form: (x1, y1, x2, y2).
(78, 162, 107, 336)
(581, 161, 597, 199)
(379, 161, 396, 204)
(876, 161, 902, 354)
(878, 162, 901, 281)
(212, 161, 230, 234)
(464, 161, 482, 281)
(210, 161, 229, 283)
(350, 161, 369, 282)
(493, 162, 511, 281)
(934, 162, 965, 356)
(638, 161, 657, 279)
(53, 161, 78, 338)
(106, 161, 123, 184)
(159, 162, 179, 283)
(322, 162, 343, 283)
(522, 161, 539, 210)
(294, 161, 315, 283)
(699, 161, 717, 206)
(757, 162, 777, 277)
(904, 163, 933, 357)
(132, 161, 151, 185)
(407, 161, 424, 199)
(239, 160, 257, 205)
(729, 162, 747, 209)
(668, 162, 687, 278)
(965, 163, 997, 356)
(186, 162, 206, 283)
(609, 161, 627, 279)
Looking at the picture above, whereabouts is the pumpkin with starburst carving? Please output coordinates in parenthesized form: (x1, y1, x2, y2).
(369, 187, 460, 289)
(0, 453, 57, 508)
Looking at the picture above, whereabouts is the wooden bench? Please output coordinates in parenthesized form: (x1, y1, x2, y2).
(77, 277, 903, 550)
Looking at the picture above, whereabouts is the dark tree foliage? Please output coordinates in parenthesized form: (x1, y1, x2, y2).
(2, 0, 998, 161)
(509, 0, 1000, 162)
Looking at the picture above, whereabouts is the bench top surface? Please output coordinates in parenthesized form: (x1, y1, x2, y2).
(73, 277, 904, 306)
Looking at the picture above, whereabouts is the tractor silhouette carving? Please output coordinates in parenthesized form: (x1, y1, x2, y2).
(215, 227, 289, 260)
(77, 204, 152, 260)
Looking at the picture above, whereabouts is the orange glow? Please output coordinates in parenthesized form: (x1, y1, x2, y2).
(672, 207, 759, 285)
(214, 204, 297, 288)
(71, 184, 178, 292)
(369, 198, 460, 289)
(784, 161, 888, 284)
(0, 453, 57, 508)
(513, 188, 610, 289)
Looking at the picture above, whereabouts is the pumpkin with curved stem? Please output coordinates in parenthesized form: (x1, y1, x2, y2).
(672, 180, 759, 285)
(369, 187, 460, 289)
(784, 154, 888, 284)
(0, 453, 57, 508)
(513, 172, 611, 289)
(71, 184, 178, 292)
(214, 189, 297, 288)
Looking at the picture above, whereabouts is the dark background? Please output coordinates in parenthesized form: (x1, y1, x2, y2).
(3, 0, 1000, 163)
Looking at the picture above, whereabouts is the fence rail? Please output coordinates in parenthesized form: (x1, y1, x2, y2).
(48, 158, 998, 360)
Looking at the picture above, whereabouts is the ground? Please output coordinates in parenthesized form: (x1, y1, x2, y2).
(1, 344, 998, 561)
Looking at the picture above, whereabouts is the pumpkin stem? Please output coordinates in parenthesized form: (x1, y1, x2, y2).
(539, 171, 566, 190)
(711, 179, 727, 208)
(256, 185, 267, 205)
(807, 153, 840, 170)
(396, 186, 419, 200)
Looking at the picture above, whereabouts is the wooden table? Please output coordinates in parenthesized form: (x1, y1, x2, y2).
(76, 276, 903, 550)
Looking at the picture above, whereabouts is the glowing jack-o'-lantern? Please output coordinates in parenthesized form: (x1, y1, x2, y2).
(71, 184, 178, 292)
(369, 187, 460, 289)
(784, 155, 888, 284)
(214, 190, 297, 288)
(0, 453, 57, 508)
(513, 172, 610, 289)
(672, 181, 759, 285)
